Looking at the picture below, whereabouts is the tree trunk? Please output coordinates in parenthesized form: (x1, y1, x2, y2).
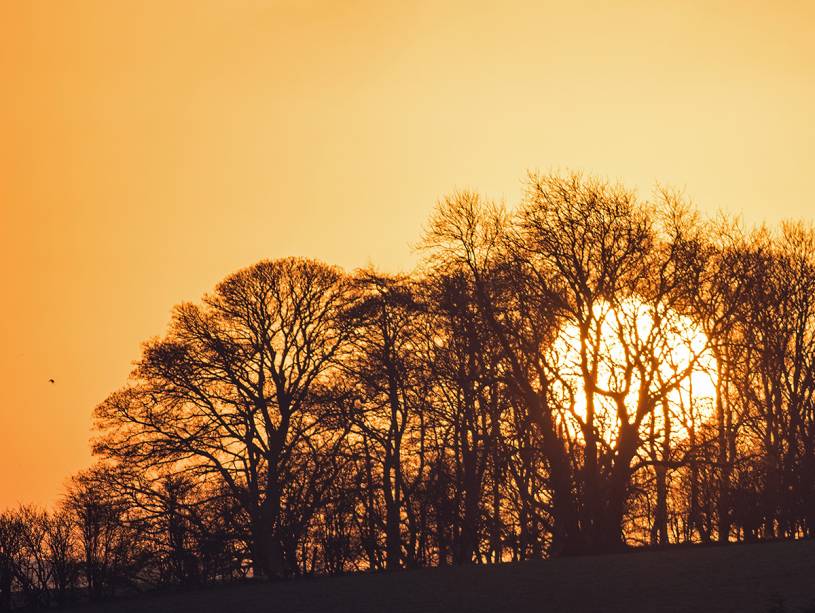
(652, 463, 669, 546)
(250, 497, 284, 579)
(383, 454, 401, 571)
(715, 358, 731, 543)
(596, 423, 639, 552)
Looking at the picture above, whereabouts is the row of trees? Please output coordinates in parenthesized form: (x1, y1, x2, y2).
(3, 172, 814, 608)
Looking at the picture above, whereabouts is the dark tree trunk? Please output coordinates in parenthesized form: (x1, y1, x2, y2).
(383, 454, 401, 571)
(716, 359, 732, 543)
(652, 463, 669, 546)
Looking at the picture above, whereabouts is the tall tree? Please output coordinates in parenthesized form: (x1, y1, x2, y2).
(94, 258, 353, 578)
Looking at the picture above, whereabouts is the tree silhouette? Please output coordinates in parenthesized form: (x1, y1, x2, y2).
(4, 171, 815, 609)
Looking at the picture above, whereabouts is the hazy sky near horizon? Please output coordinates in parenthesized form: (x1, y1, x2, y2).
(1, 0, 814, 509)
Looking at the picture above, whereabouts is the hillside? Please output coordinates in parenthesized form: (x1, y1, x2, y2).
(78, 539, 815, 613)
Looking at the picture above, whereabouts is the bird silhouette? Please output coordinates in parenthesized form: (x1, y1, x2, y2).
(48, 379, 55, 384)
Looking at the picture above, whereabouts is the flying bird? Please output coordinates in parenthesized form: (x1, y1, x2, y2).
(48, 379, 55, 384)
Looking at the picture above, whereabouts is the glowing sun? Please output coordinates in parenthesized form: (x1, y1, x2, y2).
(550, 297, 717, 442)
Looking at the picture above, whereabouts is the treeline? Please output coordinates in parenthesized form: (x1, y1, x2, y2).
(3, 172, 814, 608)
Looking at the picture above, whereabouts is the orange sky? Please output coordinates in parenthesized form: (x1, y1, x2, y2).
(1, 0, 814, 509)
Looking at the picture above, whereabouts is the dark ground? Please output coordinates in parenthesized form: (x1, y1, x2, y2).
(81, 539, 815, 613)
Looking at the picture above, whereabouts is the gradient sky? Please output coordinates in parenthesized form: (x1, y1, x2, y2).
(1, 0, 814, 509)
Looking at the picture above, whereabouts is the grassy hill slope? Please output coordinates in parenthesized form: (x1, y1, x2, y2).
(81, 539, 815, 613)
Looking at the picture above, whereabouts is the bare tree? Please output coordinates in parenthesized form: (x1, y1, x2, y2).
(94, 258, 354, 578)
(340, 270, 425, 570)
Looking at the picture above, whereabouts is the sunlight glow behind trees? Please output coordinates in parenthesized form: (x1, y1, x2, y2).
(552, 298, 717, 444)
